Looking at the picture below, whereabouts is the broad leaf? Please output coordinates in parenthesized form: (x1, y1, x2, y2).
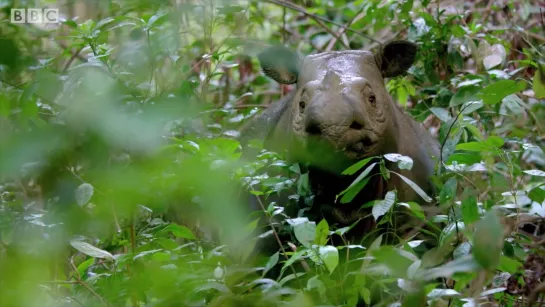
(340, 162, 377, 195)
(319, 245, 339, 274)
(450, 85, 480, 107)
(478, 80, 526, 105)
(293, 220, 316, 247)
(461, 195, 480, 225)
(372, 191, 397, 221)
(430, 107, 451, 122)
(528, 185, 545, 204)
(392, 172, 433, 202)
(263, 252, 279, 277)
(342, 156, 375, 175)
(339, 177, 370, 203)
(160, 224, 196, 240)
(398, 202, 425, 220)
(314, 219, 329, 246)
(473, 210, 504, 270)
(70, 240, 114, 260)
(524, 169, 545, 177)
(533, 69, 545, 98)
(75, 183, 94, 207)
(384, 153, 414, 170)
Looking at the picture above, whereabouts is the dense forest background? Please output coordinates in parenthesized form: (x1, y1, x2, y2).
(1, 0, 545, 306)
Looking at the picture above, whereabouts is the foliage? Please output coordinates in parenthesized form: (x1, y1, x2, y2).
(0, 0, 544, 306)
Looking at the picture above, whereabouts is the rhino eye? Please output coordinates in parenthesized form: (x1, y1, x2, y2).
(368, 95, 376, 107)
(299, 100, 306, 111)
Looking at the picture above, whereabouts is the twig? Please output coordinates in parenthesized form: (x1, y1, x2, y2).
(481, 0, 495, 25)
(278, 27, 322, 52)
(67, 258, 113, 307)
(528, 281, 545, 307)
(440, 103, 472, 168)
(251, 190, 306, 287)
(62, 45, 85, 73)
(263, 0, 380, 45)
(325, 9, 366, 52)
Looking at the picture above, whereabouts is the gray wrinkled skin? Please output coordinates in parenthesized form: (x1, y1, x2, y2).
(241, 41, 440, 205)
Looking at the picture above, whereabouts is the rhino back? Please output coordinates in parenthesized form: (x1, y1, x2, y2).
(238, 91, 294, 157)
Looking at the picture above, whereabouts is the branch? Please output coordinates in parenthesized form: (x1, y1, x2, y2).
(325, 9, 366, 52)
(263, 0, 380, 45)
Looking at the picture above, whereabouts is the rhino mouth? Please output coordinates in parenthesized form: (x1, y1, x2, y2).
(345, 136, 375, 155)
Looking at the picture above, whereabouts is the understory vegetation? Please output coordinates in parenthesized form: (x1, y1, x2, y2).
(1, 0, 545, 306)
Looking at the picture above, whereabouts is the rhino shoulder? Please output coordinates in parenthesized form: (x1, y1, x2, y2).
(238, 91, 294, 155)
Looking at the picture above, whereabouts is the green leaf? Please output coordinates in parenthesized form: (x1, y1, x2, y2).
(160, 224, 196, 240)
(498, 255, 522, 274)
(392, 172, 433, 202)
(461, 195, 480, 225)
(372, 190, 397, 221)
(244, 218, 260, 233)
(151, 252, 171, 262)
(339, 177, 370, 203)
(456, 136, 504, 152)
(442, 126, 463, 162)
(453, 241, 472, 259)
(416, 255, 480, 280)
(461, 100, 484, 114)
(306, 275, 326, 296)
(464, 124, 484, 141)
(383, 153, 414, 170)
(77, 258, 95, 277)
(427, 289, 460, 299)
(360, 287, 371, 304)
(430, 107, 452, 122)
(147, 13, 169, 28)
(473, 210, 504, 270)
(439, 177, 457, 203)
(398, 202, 425, 220)
(524, 169, 545, 177)
(95, 17, 115, 29)
(533, 69, 545, 99)
(372, 246, 415, 277)
(63, 20, 78, 28)
(379, 161, 390, 179)
(314, 219, 329, 246)
(263, 252, 279, 277)
(70, 240, 114, 260)
(401, 0, 414, 14)
(319, 245, 339, 274)
(449, 86, 480, 107)
(502, 94, 525, 115)
(478, 80, 526, 105)
(293, 220, 316, 247)
(282, 249, 308, 273)
(528, 186, 545, 204)
(75, 183, 94, 207)
(342, 156, 374, 175)
(297, 173, 311, 196)
(339, 162, 377, 195)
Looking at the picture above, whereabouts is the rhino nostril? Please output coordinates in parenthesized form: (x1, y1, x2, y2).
(305, 122, 321, 135)
(350, 122, 363, 130)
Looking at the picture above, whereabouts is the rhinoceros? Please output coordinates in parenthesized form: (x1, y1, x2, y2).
(239, 40, 440, 250)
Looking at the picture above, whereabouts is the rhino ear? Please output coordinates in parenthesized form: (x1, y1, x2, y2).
(258, 46, 300, 84)
(375, 40, 417, 78)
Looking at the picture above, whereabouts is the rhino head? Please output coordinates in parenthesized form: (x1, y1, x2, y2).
(257, 41, 418, 173)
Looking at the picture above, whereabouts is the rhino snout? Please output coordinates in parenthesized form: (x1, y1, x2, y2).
(304, 117, 366, 136)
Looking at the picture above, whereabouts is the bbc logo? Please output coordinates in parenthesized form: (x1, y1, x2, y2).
(10, 8, 60, 24)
